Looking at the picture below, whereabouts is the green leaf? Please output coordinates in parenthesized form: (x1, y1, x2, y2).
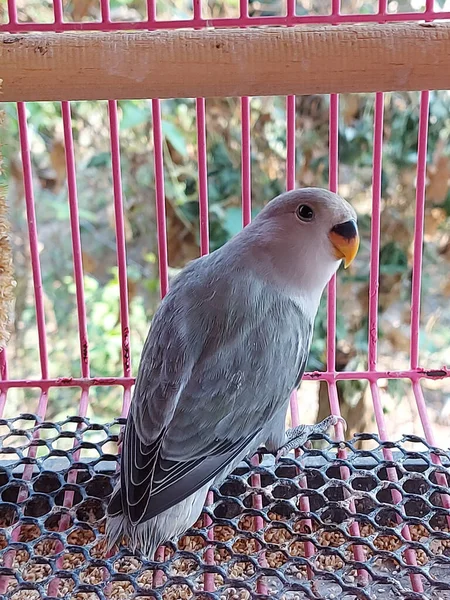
(379, 242, 408, 271)
(120, 102, 149, 130)
(222, 206, 259, 237)
(223, 207, 243, 237)
(87, 152, 111, 168)
(162, 121, 188, 157)
(78, 208, 99, 222)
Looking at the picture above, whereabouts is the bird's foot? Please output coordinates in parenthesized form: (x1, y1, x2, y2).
(275, 415, 347, 460)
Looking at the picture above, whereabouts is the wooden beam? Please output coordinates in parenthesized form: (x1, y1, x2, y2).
(1, 23, 450, 102)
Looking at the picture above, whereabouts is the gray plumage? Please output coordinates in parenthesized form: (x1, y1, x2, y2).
(106, 187, 358, 556)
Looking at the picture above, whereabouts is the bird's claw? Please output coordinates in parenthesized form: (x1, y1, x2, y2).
(275, 415, 347, 460)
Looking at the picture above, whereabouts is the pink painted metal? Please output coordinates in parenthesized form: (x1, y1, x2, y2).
(286, 94, 316, 580)
(152, 98, 170, 299)
(1, 0, 450, 595)
(286, 95, 295, 191)
(241, 96, 251, 227)
(47, 101, 97, 595)
(368, 92, 383, 372)
(108, 100, 133, 416)
(326, 88, 369, 584)
(197, 98, 209, 256)
(17, 103, 50, 382)
(0, 102, 53, 593)
(286, 0, 295, 17)
(410, 91, 429, 373)
(3, 10, 450, 31)
(147, 0, 156, 22)
(239, 0, 248, 18)
(62, 101, 90, 381)
(60, 101, 92, 473)
(6, 0, 17, 25)
(238, 96, 268, 595)
(53, 0, 64, 26)
(195, 97, 215, 593)
(100, 0, 111, 22)
(0, 368, 447, 392)
(408, 91, 450, 517)
(0, 352, 8, 417)
(366, 91, 424, 593)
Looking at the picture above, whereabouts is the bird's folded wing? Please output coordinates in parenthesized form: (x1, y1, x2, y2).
(108, 266, 310, 526)
(119, 414, 257, 524)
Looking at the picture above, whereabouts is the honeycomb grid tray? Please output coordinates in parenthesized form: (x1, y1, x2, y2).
(0, 416, 450, 600)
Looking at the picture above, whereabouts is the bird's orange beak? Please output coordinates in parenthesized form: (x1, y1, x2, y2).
(328, 219, 360, 269)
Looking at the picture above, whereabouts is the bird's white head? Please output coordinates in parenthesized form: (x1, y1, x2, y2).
(236, 187, 360, 310)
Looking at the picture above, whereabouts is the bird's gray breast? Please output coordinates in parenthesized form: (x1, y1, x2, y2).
(195, 281, 312, 442)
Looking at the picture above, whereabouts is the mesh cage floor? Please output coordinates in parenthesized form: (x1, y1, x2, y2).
(1, 416, 450, 600)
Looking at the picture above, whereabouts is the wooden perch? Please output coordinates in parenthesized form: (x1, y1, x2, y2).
(1, 22, 450, 101)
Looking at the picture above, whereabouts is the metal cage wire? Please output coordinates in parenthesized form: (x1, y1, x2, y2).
(0, 0, 450, 598)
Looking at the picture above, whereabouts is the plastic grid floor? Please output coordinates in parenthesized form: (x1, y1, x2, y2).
(0, 416, 449, 600)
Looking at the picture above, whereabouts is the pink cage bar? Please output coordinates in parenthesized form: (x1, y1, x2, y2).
(0, 0, 450, 598)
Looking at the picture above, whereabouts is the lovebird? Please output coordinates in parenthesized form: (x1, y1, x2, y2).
(106, 187, 359, 556)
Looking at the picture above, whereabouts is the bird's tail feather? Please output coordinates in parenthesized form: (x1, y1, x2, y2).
(105, 513, 127, 553)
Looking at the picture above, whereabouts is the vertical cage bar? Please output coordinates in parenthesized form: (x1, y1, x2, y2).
(53, 100, 92, 584)
(193, 0, 202, 20)
(378, 0, 387, 15)
(0, 103, 53, 593)
(241, 97, 251, 227)
(100, 0, 111, 22)
(285, 94, 298, 430)
(369, 383, 425, 591)
(62, 102, 90, 381)
(17, 103, 49, 382)
(327, 91, 368, 582)
(0, 351, 7, 381)
(107, 99, 133, 504)
(286, 95, 296, 191)
(286, 0, 295, 18)
(152, 99, 169, 299)
(108, 101, 132, 418)
(240, 0, 248, 18)
(367, 93, 424, 592)
(240, 95, 266, 594)
(146, 0, 156, 21)
(7, 0, 18, 24)
(286, 92, 315, 578)
(408, 90, 450, 514)
(0, 98, 10, 420)
(0, 350, 8, 417)
(196, 96, 215, 593)
(108, 101, 132, 382)
(411, 381, 450, 518)
(152, 97, 170, 573)
(53, 0, 64, 25)
(410, 91, 429, 371)
(326, 93, 338, 376)
(60, 103, 92, 498)
(368, 92, 383, 371)
(286, 0, 295, 25)
(196, 98, 209, 256)
(331, 0, 340, 17)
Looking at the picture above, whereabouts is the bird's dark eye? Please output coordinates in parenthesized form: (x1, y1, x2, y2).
(296, 204, 314, 222)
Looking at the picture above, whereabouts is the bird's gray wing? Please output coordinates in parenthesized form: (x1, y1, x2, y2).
(263, 352, 309, 453)
(109, 261, 312, 525)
